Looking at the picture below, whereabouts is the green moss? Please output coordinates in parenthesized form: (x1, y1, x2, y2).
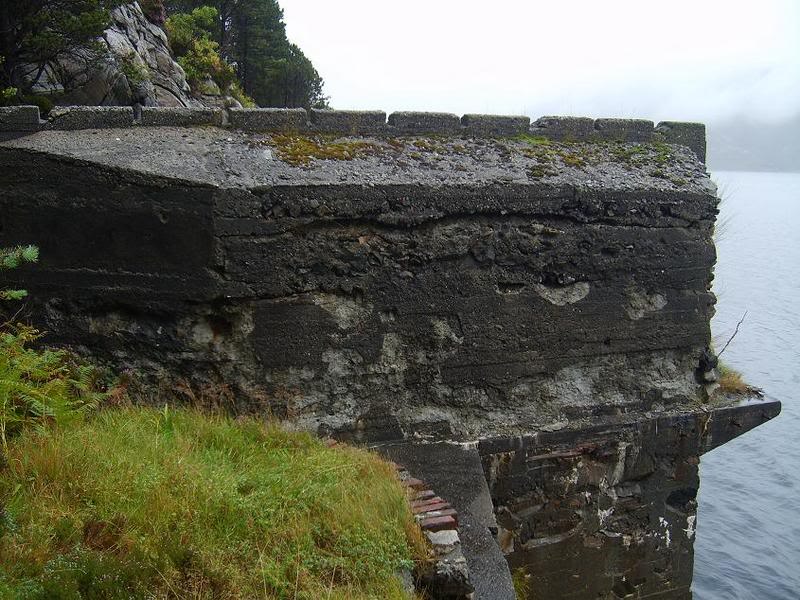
(560, 151, 585, 167)
(270, 134, 383, 166)
(511, 133, 552, 146)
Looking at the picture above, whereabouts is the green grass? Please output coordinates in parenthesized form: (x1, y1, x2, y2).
(0, 407, 425, 599)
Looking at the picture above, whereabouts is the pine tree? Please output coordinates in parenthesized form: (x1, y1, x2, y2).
(0, 0, 125, 94)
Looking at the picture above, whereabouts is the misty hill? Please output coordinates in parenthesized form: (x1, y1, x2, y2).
(707, 114, 800, 173)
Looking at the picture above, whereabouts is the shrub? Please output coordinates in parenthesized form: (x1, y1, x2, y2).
(117, 52, 151, 88)
(178, 37, 236, 91)
(18, 93, 54, 115)
(228, 80, 256, 108)
(0, 324, 109, 449)
(165, 6, 218, 57)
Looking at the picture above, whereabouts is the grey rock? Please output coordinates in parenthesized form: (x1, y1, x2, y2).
(12, 3, 194, 108)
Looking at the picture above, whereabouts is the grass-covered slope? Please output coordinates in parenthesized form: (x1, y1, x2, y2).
(0, 408, 423, 599)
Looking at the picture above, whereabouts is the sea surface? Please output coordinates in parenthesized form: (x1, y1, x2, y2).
(692, 171, 800, 599)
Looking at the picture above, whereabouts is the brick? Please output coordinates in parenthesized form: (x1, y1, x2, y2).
(420, 515, 458, 532)
(228, 107, 308, 132)
(412, 501, 451, 514)
(461, 114, 530, 136)
(387, 111, 461, 135)
(416, 508, 459, 523)
(402, 477, 425, 490)
(414, 490, 436, 501)
(0, 106, 40, 131)
(411, 496, 445, 509)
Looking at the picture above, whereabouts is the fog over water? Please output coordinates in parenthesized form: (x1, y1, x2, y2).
(281, 0, 799, 127)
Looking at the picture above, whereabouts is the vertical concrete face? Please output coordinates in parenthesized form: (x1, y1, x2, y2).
(479, 402, 779, 600)
(0, 118, 780, 598)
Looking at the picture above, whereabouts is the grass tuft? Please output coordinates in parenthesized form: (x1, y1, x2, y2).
(0, 408, 423, 599)
(717, 363, 762, 396)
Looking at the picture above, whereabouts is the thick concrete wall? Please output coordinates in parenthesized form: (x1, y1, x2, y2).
(0, 112, 779, 599)
(0, 147, 716, 440)
(0, 105, 707, 161)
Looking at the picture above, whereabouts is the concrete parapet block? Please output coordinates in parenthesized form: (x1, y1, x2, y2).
(461, 114, 530, 136)
(228, 107, 308, 132)
(0, 106, 41, 132)
(656, 121, 706, 163)
(530, 116, 595, 141)
(309, 109, 387, 135)
(387, 111, 461, 135)
(47, 106, 135, 130)
(140, 107, 224, 127)
(593, 118, 655, 142)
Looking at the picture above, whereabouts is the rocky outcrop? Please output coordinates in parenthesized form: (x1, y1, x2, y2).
(13, 2, 195, 107)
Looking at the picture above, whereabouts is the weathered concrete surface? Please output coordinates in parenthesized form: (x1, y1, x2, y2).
(479, 398, 780, 599)
(1, 126, 717, 440)
(378, 442, 516, 600)
(0, 121, 780, 598)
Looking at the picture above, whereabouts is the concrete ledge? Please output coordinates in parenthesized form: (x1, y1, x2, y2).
(228, 107, 308, 132)
(309, 109, 387, 135)
(0, 106, 41, 132)
(594, 118, 655, 142)
(140, 107, 223, 127)
(48, 106, 135, 130)
(462, 114, 530, 136)
(531, 116, 595, 141)
(388, 111, 461, 135)
(656, 121, 707, 163)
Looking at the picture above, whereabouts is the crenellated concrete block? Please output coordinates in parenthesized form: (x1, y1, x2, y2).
(388, 111, 461, 135)
(140, 107, 224, 127)
(48, 106, 135, 130)
(0, 106, 41, 132)
(530, 116, 595, 141)
(593, 118, 655, 142)
(461, 114, 530, 136)
(309, 109, 387, 135)
(228, 107, 308, 132)
(656, 121, 706, 163)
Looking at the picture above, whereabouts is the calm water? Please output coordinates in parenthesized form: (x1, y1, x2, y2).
(693, 171, 800, 599)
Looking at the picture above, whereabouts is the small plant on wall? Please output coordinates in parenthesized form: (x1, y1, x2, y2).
(1, 245, 38, 301)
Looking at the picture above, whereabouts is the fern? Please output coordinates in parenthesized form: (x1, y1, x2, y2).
(0, 324, 108, 449)
(1, 245, 38, 301)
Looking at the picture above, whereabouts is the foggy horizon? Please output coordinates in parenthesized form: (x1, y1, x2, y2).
(281, 0, 799, 127)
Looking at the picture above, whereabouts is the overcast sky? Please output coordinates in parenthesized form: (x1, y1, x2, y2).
(281, 0, 800, 125)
